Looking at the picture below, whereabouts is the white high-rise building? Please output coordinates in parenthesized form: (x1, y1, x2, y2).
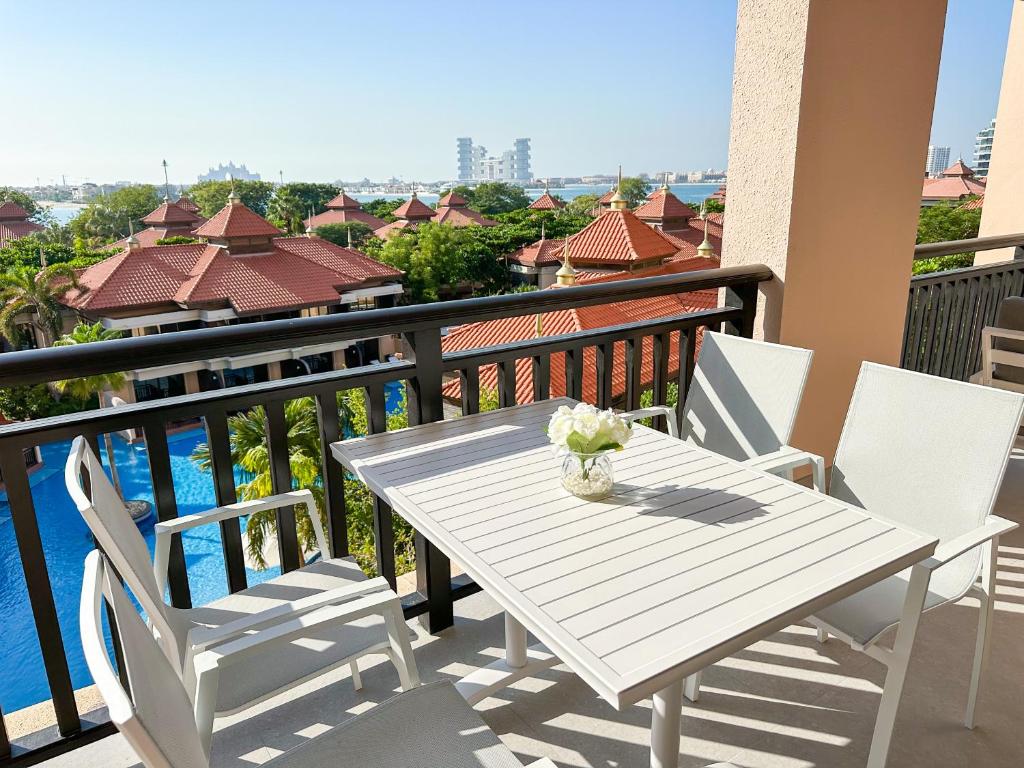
(456, 138, 531, 183)
(925, 145, 951, 177)
(973, 119, 996, 177)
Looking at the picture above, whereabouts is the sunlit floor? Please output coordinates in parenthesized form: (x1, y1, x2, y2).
(44, 445, 1024, 768)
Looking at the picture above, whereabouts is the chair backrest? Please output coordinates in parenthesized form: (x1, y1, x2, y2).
(680, 332, 814, 461)
(65, 437, 180, 663)
(992, 296, 1024, 385)
(831, 363, 1024, 598)
(81, 550, 209, 768)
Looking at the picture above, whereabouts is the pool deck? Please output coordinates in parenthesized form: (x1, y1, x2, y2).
(35, 444, 1024, 768)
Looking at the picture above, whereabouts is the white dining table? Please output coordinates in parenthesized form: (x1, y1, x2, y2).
(331, 398, 937, 768)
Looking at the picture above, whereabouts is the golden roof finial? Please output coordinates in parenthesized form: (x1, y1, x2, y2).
(609, 165, 627, 210)
(661, 172, 671, 193)
(555, 236, 576, 286)
(697, 201, 715, 258)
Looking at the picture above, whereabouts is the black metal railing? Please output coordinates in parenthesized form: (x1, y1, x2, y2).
(0, 264, 771, 764)
(903, 234, 1024, 380)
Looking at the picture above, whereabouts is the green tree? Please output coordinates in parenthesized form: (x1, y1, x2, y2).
(0, 187, 42, 220)
(155, 236, 200, 245)
(464, 182, 531, 215)
(702, 197, 725, 214)
(278, 183, 340, 216)
(0, 384, 87, 421)
(186, 180, 276, 218)
(266, 186, 306, 234)
(314, 222, 374, 248)
(913, 201, 983, 275)
(0, 264, 79, 347)
(362, 198, 403, 221)
(69, 185, 162, 245)
(378, 222, 487, 303)
(0, 235, 113, 272)
(53, 322, 128, 498)
(617, 177, 652, 208)
(566, 194, 600, 217)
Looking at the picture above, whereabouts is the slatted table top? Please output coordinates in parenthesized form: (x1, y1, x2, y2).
(331, 398, 937, 709)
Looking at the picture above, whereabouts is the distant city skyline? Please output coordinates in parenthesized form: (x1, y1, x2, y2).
(0, 1, 1013, 187)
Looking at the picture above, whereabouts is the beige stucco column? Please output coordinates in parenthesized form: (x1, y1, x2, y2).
(721, 0, 948, 461)
(977, 1, 1024, 264)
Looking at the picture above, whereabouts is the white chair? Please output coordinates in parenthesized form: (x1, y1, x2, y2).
(625, 331, 825, 489)
(688, 363, 1023, 768)
(81, 549, 561, 768)
(66, 436, 419, 754)
(970, 296, 1024, 394)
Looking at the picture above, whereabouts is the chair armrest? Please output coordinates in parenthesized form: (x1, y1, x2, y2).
(742, 446, 827, 492)
(983, 326, 1024, 343)
(526, 760, 558, 768)
(921, 515, 1018, 571)
(191, 589, 400, 672)
(184, 576, 392, 653)
(153, 489, 327, 597)
(622, 406, 679, 438)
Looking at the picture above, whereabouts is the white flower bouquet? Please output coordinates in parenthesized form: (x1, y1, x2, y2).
(547, 403, 632, 499)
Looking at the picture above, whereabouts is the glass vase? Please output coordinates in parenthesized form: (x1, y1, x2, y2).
(560, 451, 614, 500)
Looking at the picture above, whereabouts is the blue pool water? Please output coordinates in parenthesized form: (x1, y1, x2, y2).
(0, 381, 404, 713)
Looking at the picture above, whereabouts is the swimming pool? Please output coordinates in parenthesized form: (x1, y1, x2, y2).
(0, 380, 405, 713)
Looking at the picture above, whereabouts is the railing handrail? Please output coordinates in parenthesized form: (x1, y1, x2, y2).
(0, 264, 772, 387)
(913, 232, 1024, 260)
(909, 257, 1024, 286)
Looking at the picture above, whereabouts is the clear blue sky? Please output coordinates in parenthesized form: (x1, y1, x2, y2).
(0, 0, 1013, 187)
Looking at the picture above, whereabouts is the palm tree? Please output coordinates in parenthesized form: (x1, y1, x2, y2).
(192, 396, 339, 568)
(0, 264, 79, 348)
(53, 323, 128, 499)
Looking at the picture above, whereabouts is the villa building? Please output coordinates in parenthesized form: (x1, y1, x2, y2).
(921, 159, 987, 205)
(374, 191, 497, 238)
(303, 190, 387, 232)
(61, 191, 403, 403)
(0, 201, 44, 248)
(527, 183, 565, 211)
(442, 245, 719, 406)
(508, 188, 722, 288)
(112, 197, 206, 248)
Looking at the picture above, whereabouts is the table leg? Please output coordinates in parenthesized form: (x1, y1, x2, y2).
(506, 611, 528, 668)
(650, 678, 683, 768)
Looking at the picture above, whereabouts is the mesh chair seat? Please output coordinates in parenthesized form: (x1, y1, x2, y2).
(187, 556, 388, 712)
(264, 681, 523, 768)
(813, 565, 970, 647)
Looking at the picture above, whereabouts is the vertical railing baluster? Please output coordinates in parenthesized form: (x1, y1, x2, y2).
(365, 383, 397, 591)
(676, 328, 697, 435)
(625, 337, 643, 411)
(652, 333, 670, 432)
(402, 328, 452, 632)
(315, 390, 348, 558)
(263, 400, 302, 573)
(595, 343, 614, 409)
(141, 420, 192, 608)
(497, 360, 517, 408)
(203, 410, 248, 592)
(460, 366, 480, 415)
(0, 445, 81, 737)
(0, 703, 9, 758)
(532, 354, 550, 402)
(953, 277, 980, 380)
(564, 346, 583, 401)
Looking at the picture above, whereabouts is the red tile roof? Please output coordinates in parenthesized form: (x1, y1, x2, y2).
(598, 188, 617, 204)
(325, 191, 363, 210)
(633, 188, 697, 222)
(142, 200, 203, 226)
(0, 220, 44, 248)
(941, 159, 975, 178)
(111, 226, 199, 249)
(437, 191, 469, 207)
(305, 208, 387, 231)
(958, 195, 984, 211)
(64, 236, 401, 316)
(560, 208, 679, 266)
(392, 195, 435, 221)
(509, 237, 567, 267)
(922, 174, 986, 201)
(440, 265, 717, 405)
(710, 186, 726, 202)
(374, 219, 419, 239)
(433, 205, 497, 227)
(194, 200, 283, 238)
(528, 192, 565, 210)
(0, 201, 31, 221)
(175, 195, 201, 214)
